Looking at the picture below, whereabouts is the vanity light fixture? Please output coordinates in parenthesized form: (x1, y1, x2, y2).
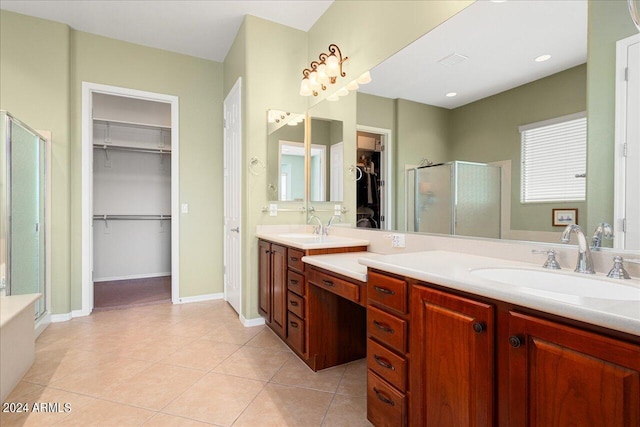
(535, 54, 552, 62)
(300, 44, 348, 96)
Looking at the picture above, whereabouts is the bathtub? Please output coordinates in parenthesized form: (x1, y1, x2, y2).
(0, 293, 41, 403)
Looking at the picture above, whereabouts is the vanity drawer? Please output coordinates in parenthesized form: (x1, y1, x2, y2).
(308, 267, 360, 304)
(287, 291, 304, 318)
(288, 248, 305, 272)
(368, 305, 407, 353)
(287, 312, 305, 354)
(368, 271, 408, 314)
(287, 270, 305, 296)
(367, 370, 407, 427)
(367, 338, 407, 392)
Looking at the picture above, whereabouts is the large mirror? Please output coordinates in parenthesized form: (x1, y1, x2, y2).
(348, 0, 639, 249)
(267, 110, 306, 201)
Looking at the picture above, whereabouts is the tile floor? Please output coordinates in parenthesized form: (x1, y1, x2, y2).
(2, 300, 373, 427)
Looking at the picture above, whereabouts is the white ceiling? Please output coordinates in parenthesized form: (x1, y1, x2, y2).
(0, 0, 334, 62)
(358, 0, 588, 109)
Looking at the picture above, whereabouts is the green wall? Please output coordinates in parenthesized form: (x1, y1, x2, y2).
(1, 10, 224, 313)
(1, 10, 71, 313)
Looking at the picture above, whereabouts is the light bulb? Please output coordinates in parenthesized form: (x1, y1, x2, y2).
(317, 63, 330, 84)
(356, 71, 372, 84)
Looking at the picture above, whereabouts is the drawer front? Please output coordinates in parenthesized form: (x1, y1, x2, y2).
(287, 270, 305, 296)
(368, 271, 407, 313)
(309, 267, 360, 303)
(368, 305, 407, 353)
(367, 371, 407, 427)
(367, 338, 407, 392)
(287, 312, 305, 354)
(287, 291, 305, 318)
(288, 248, 305, 272)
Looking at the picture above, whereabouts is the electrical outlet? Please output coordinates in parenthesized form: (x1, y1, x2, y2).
(269, 203, 278, 217)
(391, 233, 406, 248)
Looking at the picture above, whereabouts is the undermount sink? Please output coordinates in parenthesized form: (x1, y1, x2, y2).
(470, 268, 640, 301)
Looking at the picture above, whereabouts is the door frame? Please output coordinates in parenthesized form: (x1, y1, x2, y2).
(356, 125, 393, 229)
(614, 33, 640, 249)
(81, 82, 180, 316)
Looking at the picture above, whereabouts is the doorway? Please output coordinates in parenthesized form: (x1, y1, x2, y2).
(82, 83, 180, 315)
(356, 126, 393, 229)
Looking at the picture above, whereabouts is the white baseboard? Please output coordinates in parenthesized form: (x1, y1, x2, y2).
(176, 293, 224, 304)
(241, 314, 266, 327)
(50, 309, 91, 323)
(93, 272, 171, 282)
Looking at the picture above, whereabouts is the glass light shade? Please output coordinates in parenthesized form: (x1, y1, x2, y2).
(326, 54, 340, 77)
(327, 93, 340, 102)
(317, 64, 330, 84)
(299, 78, 312, 96)
(357, 71, 372, 84)
(346, 80, 359, 91)
(630, 0, 640, 31)
(337, 87, 349, 97)
(309, 71, 319, 85)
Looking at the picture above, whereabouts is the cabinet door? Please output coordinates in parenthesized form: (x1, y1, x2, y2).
(411, 285, 494, 427)
(508, 312, 640, 427)
(258, 240, 271, 323)
(270, 244, 287, 338)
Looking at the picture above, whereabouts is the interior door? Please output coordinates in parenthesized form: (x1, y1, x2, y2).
(223, 78, 242, 314)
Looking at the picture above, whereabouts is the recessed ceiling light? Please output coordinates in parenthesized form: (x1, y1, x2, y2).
(535, 54, 552, 62)
(446, 92, 457, 97)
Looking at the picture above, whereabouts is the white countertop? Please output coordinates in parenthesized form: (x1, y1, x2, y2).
(0, 293, 41, 328)
(302, 252, 370, 282)
(256, 231, 369, 250)
(358, 250, 640, 337)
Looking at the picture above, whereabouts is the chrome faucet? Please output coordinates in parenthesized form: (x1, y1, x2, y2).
(307, 215, 323, 235)
(561, 224, 595, 274)
(324, 215, 342, 236)
(591, 222, 613, 250)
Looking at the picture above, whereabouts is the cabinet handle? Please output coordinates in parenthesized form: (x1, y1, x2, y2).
(290, 257, 299, 262)
(290, 300, 299, 307)
(373, 355, 395, 371)
(264, 249, 270, 253)
(290, 321, 299, 328)
(373, 286, 395, 295)
(373, 320, 394, 334)
(290, 279, 299, 285)
(322, 279, 335, 287)
(472, 322, 485, 334)
(509, 335, 523, 348)
(373, 387, 395, 406)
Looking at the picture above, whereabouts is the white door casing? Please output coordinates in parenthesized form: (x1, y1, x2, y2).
(330, 142, 344, 202)
(223, 78, 242, 314)
(614, 34, 640, 249)
(81, 82, 179, 317)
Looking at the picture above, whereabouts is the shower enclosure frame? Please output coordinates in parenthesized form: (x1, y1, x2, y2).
(1, 111, 51, 332)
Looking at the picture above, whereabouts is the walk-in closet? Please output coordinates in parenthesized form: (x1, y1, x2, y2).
(92, 93, 172, 310)
(356, 131, 383, 229)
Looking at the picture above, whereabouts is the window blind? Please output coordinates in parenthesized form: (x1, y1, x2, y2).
(520, 113, 586, 203)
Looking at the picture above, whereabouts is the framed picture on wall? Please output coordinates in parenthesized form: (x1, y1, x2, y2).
(552, 209, 578, 226)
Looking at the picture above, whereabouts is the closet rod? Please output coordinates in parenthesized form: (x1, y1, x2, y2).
(92, 214, 172, 221)
(93, 144, 171, 155)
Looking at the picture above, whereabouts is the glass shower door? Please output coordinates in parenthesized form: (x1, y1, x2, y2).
(6, 115, 46, 318)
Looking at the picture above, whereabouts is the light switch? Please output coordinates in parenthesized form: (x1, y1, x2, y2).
(181, 203, 189, 214)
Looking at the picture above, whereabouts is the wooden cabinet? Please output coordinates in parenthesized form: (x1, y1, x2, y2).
(366, 271, 409, 427)
(363, 269, 640, 427)
(410, 286, 495, 427)
(507, 311, 640, 427)
(257, 240, 287, 338)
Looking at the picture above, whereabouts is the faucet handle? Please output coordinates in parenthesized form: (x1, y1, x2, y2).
(531, 249, 561, 270)
(608, 257, 640, 279)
